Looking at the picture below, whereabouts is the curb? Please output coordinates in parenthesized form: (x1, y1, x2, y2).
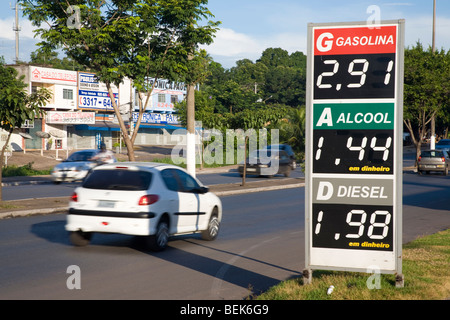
(0, 207, 67, 219)
(213, 182, 305, 197)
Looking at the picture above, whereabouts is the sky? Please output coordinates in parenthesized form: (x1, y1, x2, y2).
(1, 0, 450, 69)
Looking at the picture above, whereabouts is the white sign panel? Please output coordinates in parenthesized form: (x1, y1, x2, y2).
(46, 111, 96, 124)
(132, 112, 180, 125)
(78, 72, 119, 110)
(30, 66, 77, 86)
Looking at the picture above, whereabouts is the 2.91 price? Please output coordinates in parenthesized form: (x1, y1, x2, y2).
(314, 53, 396, 99)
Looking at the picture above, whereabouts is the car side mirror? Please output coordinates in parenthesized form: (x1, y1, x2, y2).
(195, 186, 209, 194)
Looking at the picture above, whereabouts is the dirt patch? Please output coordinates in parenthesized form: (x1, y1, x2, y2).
(4, 150, 61, 171)
(3, 146, 176, 171)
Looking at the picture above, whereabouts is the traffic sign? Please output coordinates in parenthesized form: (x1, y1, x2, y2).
(304, 20, 404, 282)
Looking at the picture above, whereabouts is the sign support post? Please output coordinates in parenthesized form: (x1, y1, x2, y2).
(304, 20, 405, 287)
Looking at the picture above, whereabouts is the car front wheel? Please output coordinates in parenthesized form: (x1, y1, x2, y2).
(201, 211, 220, 241)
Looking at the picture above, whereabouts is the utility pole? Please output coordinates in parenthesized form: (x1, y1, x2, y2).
(185, 41, 197, 176)
(430, 0, 436, 149)
(432, 0, 436, 52)
(186, 77, 196, 177)
(12, 1, 21, 64)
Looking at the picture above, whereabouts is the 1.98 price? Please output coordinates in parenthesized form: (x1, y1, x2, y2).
(312, 203, 394, 251)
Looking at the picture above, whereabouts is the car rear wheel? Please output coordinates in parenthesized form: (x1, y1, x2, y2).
(284, 168, 291, 177)
(201, 211, 220, 241)
(69, 230, 92, 246)
(147, 219, 169, 251)
(443, 166, 448, 176)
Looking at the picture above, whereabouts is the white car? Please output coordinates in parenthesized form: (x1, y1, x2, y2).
(51, 149, 116, 183)
(66, 162, 222, 251)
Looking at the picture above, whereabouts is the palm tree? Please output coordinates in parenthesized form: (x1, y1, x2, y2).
(279, 106, 306, 156)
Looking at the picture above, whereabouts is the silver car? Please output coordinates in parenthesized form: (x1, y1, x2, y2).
(417, 150, 450, 176)
(51, 149, 116, 183)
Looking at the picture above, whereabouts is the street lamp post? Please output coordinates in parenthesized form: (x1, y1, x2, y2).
(430, 0, 436, 150)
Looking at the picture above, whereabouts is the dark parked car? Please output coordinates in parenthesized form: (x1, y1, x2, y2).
(435, 139, 450, 152)
(238, 149, 292, 177)
(266, 144, 297, 169)
(417, 150, 450, 176)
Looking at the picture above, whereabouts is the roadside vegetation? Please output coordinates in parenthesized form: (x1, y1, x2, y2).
(257, 229, 450, 300)
(2, 162, 51, 177)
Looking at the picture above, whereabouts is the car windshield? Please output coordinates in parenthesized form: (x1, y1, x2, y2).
(83, 169, 152, 190)
(421, 151, 444, 158)
(437, 140, 450, 145)
(66, 151, 96, 162)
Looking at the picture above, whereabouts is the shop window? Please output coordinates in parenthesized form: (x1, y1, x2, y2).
(55, 139, 63, 149)
(63, 88, 73, 100)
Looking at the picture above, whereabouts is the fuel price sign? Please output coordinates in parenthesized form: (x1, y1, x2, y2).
(305, 21, 404, 278)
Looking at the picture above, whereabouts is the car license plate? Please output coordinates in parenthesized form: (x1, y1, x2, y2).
(246, 168, 257, 172)
(98, 200, 115, 208)
(424, 165, 436, 168)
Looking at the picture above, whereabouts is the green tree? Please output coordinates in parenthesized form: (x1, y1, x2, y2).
(229, 59, 268, 96)
(257, 48, 291, 68)
(212, 79, 259, 114)
(277, 105, 306, 156)
(21, 0, 219, 161)
(403, 43, 450, 163)
(0, 60, 51, 201)
(30, 48, 84, 71)
(257, 48, 306, 107)
(263, 65, 305, 106)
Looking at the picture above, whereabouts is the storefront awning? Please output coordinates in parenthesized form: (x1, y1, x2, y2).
(75, 121, 183, 132)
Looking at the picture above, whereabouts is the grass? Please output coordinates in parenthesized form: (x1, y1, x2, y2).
(2, 162, 51, 177)
(0, 202, 22, 210)
(257, 229, 450, 300)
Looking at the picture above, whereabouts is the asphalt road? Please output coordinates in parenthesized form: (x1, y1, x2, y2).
(0, 188, 304, 300)
(1, 167, 305, 201)
(0, 171, 448, 300)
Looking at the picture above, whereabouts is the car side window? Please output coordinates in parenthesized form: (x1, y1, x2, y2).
(160, 169, 179, 192)
(160, 169, 201, 193)
(175, 170, 200, 193)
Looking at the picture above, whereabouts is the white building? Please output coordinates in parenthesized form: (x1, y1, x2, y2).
(3, 65, 185, 153)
